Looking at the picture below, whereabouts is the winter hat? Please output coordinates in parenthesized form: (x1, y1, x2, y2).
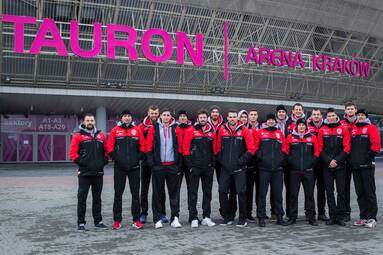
(266, 113, 276, 121)
(296, 118, 307, 127)
(120, 109, 132, 119)
(356, 109, 368, 118)
(276, 104, 287, 112)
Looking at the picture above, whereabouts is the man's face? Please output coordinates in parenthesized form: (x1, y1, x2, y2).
(249, 111, 258, 122)
(198, 114, 208, 126)
(326, 112, 338, 123)
(148, 109, 159, 122)
(277, 110, 286, 120)
(121, 114, 132, 125)
(311, 110, 322, 122)
(210, 109, 220, 121)
(297, 123, 306, 133)
(161, 111, 171, 124)
(356, 113, 367, 122)
(240, 113, 248, 125)
(293, 106, 303, 118)
(178, 114, 188, 124)
(345, 105, 356, 117)
(84, 116, 95, 130)
(227, 112, 238, 126)
(267, 118, 276, 127)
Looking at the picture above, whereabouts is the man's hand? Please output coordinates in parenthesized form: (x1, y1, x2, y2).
(329, 159, 338, 168)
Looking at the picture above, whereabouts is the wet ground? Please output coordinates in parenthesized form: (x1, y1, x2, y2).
(1, 161, 383, 255)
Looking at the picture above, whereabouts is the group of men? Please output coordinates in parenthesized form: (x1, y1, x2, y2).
(69, 102, 381, 231)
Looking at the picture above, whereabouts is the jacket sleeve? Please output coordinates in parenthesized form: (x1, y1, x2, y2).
(216, 128, 223, 155)
(342, 126, 351, 155)
(313, 135, 321, 158)
(136, 127, 146, 154)
(281, 132, 288, 155)
(243, 127, 256, 155)
(369, 124, 381, 153)
(284, 134, 292, 155)
(69, 133, 80, 162)
(182, 127, 193, 156)
(146, 127, 155, 153)
(318, 128, 332, 165)
(106, 128, 116, 156)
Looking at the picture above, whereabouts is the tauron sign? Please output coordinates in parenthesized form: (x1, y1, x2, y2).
(1, 15, 371, 79)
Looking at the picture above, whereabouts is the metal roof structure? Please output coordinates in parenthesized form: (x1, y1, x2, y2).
(1, 0, 383, 113)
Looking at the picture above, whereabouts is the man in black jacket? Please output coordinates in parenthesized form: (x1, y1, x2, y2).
(69, 113, 108, 231)
(146, 108, 183, 229)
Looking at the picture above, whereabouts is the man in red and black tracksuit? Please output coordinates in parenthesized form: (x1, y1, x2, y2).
(209, 106, 237, 220)
(240, 109, 259, 222)
(349, 109, 381, 228)
(318, 108, 351, 226)
(175, 110, 194, 207)
(146, 108, 183, 228)
(138, 105, 161, 224)
(307, 108, 329, 221)
(255, 113, 288, 227)
(284, 103, 306, 219)
(340, 102, 357, 222)
(107, 110, 146, 230)
(69, 113, 108, 231)
(216, 109, 256, 227)
(183, 109, 217, 227)
(285, 118, 320, 226)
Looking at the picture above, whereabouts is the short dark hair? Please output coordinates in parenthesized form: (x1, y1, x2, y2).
(312, 108, 321, 112)
(293, 103, 303, 110)
(84, 113, 95, 119)
(344, 102, 356, 109)
(160, 108, 171, 115)
(249, 108, 258, 113)
(227, 109, 238, 116)
(197, 109, 208, 117)
(148, 105, 159, 111)
(326, 107, 336, 115)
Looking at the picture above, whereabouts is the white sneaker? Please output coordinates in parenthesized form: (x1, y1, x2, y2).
(201, 217, 216, 227)
(365, 219, 377, 228)
(155, 220, 163, 229)
(170, 217, 182, 228)
(191, 219, 199, 228)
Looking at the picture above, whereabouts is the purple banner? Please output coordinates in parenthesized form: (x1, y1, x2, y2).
(1, 115, 36, 132)
(1, 115, 76, 133)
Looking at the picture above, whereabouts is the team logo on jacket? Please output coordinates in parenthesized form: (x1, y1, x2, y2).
(131, 129, 137, 135)
(97, 134, 102, 139)
(307, 137, 311, 142)
(363, 128, 368, 134)
(275, 133, 280, 139)
(237, 130, 242, 135)
(337, 128, 342, 135)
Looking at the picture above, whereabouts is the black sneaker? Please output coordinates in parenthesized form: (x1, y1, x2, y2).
(286, 219, 297, 225)
(247, 215, 256, 222)
(236, 219, 248, 228)
(95, 222, 108, 230)
(220, 219, 234, 226)
(318, 214, 330, 221)
(308, 219, 318, 226)
(276, 216, 288, 226)
(78, 224, 88, 231)
(326, 219, 336, 225)
(343, 215, 351, 222)
(258, 218, 266, 227)
(337, 219, 346, 227)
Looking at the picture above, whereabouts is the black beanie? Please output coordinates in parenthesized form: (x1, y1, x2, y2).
(296, 118, 307, 127)
(266, 113, 276, 121)
(178, 109, 188, 117)
(276, 104, 287, 112)
(356, 109, 368, 118)
(120, 109, 132, 119)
